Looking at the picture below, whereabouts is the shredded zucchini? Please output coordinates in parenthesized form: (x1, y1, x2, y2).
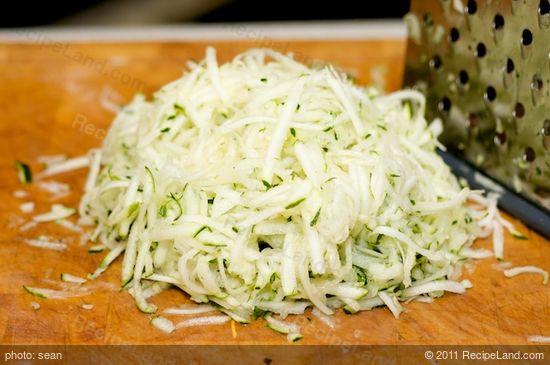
(16, 161, 32, 184)
(22, 285, 87, 299)
(504, 266, 548, 285)
(33, 204, 76, 223)
(151, 315, 175, 334)
(78, 48, 512, 333)
(60, 273, 87, 284)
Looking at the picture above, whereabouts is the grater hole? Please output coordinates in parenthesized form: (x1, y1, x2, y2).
(439, 97, 451, 112)
(514, 103, 526, 118)
(468, 113, 479, 128)
(506, 58, 515, 73)
(493, 14, 505, 30)
(523, 147, 536, 162)
(540, 0, 550, 15)
(476, 43, 487, 58)
(521, 29, 533, 45)
(450, 27, 460, 42)
(494, 132, 507, 146)
(466, 0, 477, 14)
(543, 119, 550, 136)
(485, 86, 497, 102)
(459, 70, 469, 84)
(429, 55, 442, 70)
(531, 75, 543, 90)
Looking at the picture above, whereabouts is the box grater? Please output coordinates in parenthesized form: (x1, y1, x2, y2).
(404, 0, 550, 237)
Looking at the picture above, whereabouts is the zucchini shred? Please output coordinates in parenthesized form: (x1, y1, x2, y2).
(75, 47, 518, 339)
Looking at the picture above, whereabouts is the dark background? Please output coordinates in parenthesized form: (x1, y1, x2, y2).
(1, 0, 410, 27)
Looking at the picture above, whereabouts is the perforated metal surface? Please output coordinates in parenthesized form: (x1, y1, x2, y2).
(404, 0, 550, 210)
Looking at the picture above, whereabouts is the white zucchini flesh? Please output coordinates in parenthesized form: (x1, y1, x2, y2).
(75, 47, 525, 334)
(504, 266, 548, 285)
(151, 316, 175, 334)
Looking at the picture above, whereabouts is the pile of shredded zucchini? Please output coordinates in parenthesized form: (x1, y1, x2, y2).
(79, 48, 501, 326)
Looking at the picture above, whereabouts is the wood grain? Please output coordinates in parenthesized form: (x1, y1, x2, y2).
(0, 40, 548, 346)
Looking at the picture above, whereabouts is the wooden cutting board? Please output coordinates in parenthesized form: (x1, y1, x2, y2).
(0, 39, 549, 346)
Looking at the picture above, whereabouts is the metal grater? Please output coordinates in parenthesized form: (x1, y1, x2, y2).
(404, 0, 550, 235)
(404, 0, 550, 208)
